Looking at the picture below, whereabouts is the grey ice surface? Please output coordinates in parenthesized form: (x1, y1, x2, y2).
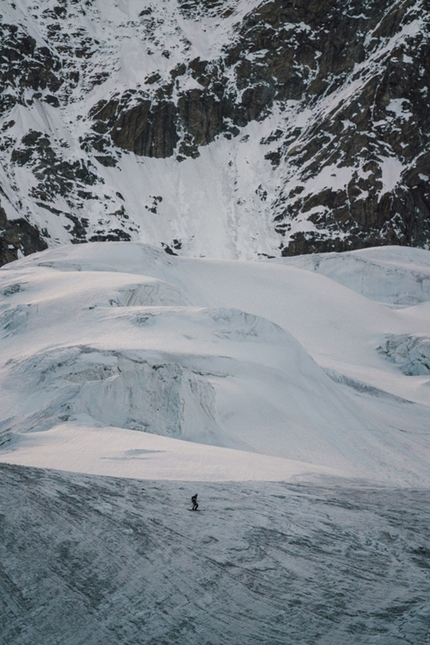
(0, 464, 429, 645)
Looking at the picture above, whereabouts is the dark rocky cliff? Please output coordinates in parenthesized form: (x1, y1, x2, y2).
(0, 0, 429, 263)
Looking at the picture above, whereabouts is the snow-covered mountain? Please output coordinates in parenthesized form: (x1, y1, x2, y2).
(1, 2, 430, 641)
(1, 0, 429, 264)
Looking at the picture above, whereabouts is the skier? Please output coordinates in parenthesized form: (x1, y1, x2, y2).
(191, 493, 199, 511)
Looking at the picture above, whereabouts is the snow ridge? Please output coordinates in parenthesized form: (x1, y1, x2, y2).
(0, 242, 429, 486)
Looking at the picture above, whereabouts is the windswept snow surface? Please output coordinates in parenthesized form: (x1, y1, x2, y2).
(1, 464, 429, 645)
(0, 242, 429, 486)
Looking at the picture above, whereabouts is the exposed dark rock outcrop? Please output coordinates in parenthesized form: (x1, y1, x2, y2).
(0, 200, 48, 267)
(0, 0, 428, 261)
(12, 130, 100, 206)
(0, 23, 63, 114)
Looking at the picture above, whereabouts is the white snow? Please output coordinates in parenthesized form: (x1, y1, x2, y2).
(0, 242, 429, 487)
(378, 155, 405, 194)
(1, 0, 426, 259)
(1, 3, 429, 641)
(279, 245, 430, 305)
(2, 422, 340, 482)
(386, 98, 414, 120)
(2, 464, 429, 645)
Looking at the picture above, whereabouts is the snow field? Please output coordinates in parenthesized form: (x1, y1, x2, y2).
(0, 242, 429, 485)
(1, 463, 429, 645)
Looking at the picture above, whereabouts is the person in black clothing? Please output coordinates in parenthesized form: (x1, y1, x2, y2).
(191, 493, 199, 511)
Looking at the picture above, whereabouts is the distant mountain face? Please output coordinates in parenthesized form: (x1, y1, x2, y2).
(0, 0, 429, 265)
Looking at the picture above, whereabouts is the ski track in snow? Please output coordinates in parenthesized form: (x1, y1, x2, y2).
(0, 243, 429, 643)
(0, 463, 429, 645)
(0, 0, 429, 639)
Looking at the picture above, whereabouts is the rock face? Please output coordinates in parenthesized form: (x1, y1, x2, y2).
(0, 0, 429, 263)
(0, 200, 47, 267)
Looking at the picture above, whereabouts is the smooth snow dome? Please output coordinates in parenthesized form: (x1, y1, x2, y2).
(279, 245, 430, 305)
(0, 242, 429, 486)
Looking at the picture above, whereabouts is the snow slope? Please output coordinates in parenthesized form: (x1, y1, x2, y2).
(1, 0, 429, 260)
(0, 242, 429, 486)
(279, 246, 430, 306)
(1, 463, 429, 645)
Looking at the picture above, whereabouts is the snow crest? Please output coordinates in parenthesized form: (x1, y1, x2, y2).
(1, 242, 430, 485)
